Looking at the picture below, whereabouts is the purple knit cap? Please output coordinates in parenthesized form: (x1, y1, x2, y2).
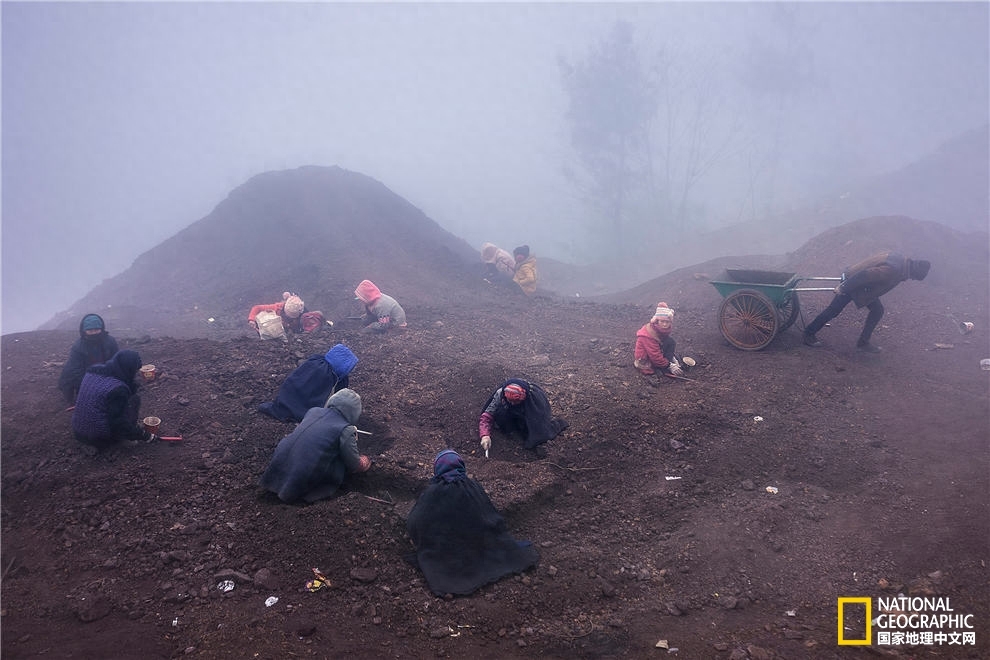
(432, 449, 466, 483)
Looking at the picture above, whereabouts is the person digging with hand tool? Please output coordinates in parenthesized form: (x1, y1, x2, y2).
(479, 379, 568, 459)
(634, 302, 686, 379)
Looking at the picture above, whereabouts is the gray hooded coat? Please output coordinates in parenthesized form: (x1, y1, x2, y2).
(260, 388, 363, 503)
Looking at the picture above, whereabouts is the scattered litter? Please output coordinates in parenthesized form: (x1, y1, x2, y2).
(785, 609, 797, 617)
(960, 321, 974, 334)
(934, 343, 954, 350)
(305, 567, 330, 592)
(981, 359, 990, 371)
(753, 416, 764, 423)
(207, 317, 215, 323)
(217, 580, 235, 593)
(326, 320, 334, 327)
(265, 596, 279, 607)
(655, 639, 669, 649)
(765, 486, 779, 494)
(664, 476, 682, 481)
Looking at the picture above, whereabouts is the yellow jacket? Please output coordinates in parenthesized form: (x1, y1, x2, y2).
(513, 256, 538, 295)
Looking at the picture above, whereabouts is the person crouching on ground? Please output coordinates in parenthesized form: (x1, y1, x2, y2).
(480, 242, 516, 287)
(259, 388, 372, 503)
(634, 302, 684, 377)
(248, 291, 306, 335)
(58, 313, 120, 404)
(404, 449, 540, 597)
(72, 349, 156, 451)
(354, 279, 407, 333)
(511, 245, 538, 295)
(258, 343, 359, 423)
(803, 252, 931, 353)
(479, 378, 568, 458)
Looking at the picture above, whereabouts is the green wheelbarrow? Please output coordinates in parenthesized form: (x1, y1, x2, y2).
(710, 269, 841, 351)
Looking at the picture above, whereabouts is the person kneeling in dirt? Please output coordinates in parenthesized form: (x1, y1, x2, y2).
(803, 252, 931, 352)
(634, 302, 685, 378)
(480, 242, 517, 288)
(405, 449, 540, 596)
(58, 313, 120, 404)
(354, 279, 407, 333)
(258, 344, 359, 423)
(511, 245, 538, 296)
(479, 378, 568, 458)
(259, 388, 371, 503)
(248, 291, 306, 337)
(72, 349, 156, 451)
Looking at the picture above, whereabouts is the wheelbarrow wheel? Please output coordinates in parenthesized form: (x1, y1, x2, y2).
(719, 289, 778, 350)
(777, 292, 801, 333)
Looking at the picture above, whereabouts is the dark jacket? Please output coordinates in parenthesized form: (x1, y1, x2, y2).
(258, 345, 357, 423)
(839, 252, 912, 308)
(71, 350, 146, 447)
(58, 315, 119, 403)
(480, 378, 568, 449)
(259, 389, 364, 503)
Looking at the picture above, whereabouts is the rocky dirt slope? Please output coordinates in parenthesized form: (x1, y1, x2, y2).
(4, 167, 989, 659)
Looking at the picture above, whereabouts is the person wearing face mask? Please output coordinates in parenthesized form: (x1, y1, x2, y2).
(58, 313, 120, 404)
(634, 302, 684, 377)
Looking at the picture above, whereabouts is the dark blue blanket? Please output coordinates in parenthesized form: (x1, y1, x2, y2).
(258, 355, 349, 422)
(405, 477, 539, 595)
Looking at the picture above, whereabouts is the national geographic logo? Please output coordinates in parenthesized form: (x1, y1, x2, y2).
(838, 596, 977, 647)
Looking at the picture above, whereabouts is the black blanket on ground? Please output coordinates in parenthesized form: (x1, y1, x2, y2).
(258, 355, 348, 423)
(405, 478, 539, 596)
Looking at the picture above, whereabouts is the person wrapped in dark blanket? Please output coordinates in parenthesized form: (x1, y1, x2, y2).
(71, 349, 154, 450)
(405, 450, 539, 596)
(478, 378, 568, 456)
(259, 388, 371, 503)
(258, 344, 358, 422)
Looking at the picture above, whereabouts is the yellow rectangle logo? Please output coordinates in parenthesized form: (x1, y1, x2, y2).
(837, 597, 872, 645)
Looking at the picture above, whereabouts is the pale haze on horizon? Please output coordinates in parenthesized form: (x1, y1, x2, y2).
(2, 1, 987, 334)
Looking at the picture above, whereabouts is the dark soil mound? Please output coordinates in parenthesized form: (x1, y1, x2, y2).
(4, 169, 988, 659)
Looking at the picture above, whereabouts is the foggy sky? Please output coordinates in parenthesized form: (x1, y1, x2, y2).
(3, 2, 987, 334)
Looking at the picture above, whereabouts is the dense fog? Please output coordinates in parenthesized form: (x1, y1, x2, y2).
(2, 2, 987, 334)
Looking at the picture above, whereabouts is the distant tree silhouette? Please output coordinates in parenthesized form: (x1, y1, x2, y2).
(560, 21, 743, 258)
(559, 21, 656, 257)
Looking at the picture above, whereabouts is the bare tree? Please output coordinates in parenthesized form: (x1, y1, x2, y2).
(560, 22, 745, 257)
(559, 21, 657, 257)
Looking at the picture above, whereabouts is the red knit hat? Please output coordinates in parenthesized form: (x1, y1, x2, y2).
(503, 383, 527, 403)
(652, 302, 674, 320)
